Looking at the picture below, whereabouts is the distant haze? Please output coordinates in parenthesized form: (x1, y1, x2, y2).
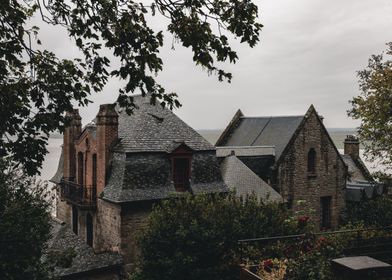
(34, 1, 392, 129)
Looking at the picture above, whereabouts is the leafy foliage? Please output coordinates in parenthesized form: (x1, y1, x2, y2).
(132, 194, 294, 280)
(0, 160, 52, 280)
(345, 196, 392, 227)
(0, 0, 262, 175)
(284, 236, 342, 280)
(349, 42, 392, 173)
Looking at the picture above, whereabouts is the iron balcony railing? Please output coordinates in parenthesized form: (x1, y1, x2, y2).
(60, 179, 97, 209)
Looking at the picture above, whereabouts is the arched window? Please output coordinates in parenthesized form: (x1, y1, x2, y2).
(307, 148, 316, 173)
(78, 152, 84, 185)
(72, 206, 78, 235)
(86, 213, 93, 246)
(92, 154, 97, 199)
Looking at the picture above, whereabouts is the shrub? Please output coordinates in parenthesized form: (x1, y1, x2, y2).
(346, 196, 392, 227)
(0, 160, 52, 280)
(131, 193, 295, 280)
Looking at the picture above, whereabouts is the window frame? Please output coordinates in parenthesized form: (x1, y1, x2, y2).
(170, 144, 193, 192)
(320, 196, 332, 230)
(307, 148, 317, 177)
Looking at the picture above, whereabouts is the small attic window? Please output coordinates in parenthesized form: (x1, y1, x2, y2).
(170, 144, 192, 192)
(172, 158, 191, 192)
(307, 148, 316, 174)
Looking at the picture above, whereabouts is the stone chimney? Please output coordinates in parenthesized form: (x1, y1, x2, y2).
(344, 135, 360, 160)
(96, 104, 118, 195)
(63, 109, 82, 181)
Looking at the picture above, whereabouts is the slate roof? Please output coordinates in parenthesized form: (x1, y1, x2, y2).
(222, 116, 304, 159)
(50, 95, 227, 202)
(220, 155, 283, 203)
(102, 152, 227, 203)
(114, 95, 214, 152)
(341, 154, 368, 182)
(346, 181, 384, 202)
(45, 219, 122, 278)
(50, 148, 64, 184)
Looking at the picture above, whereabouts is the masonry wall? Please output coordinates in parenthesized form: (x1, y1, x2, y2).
(276, 110, 346, 229)
(120, 203, 152, 272)
(56, 188, 71, 223)
(95, 199, 122, 253)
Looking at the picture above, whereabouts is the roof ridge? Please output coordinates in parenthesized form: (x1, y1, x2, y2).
(217, 145, 276, 149)
(241, 115, 304, 119)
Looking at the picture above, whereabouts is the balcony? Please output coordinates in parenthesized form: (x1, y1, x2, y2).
(60, 179, 97, 210)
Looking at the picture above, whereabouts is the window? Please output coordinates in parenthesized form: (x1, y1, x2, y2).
(320, 196, 332, 229)
(172, 158, 191, 192)
(92, 154, 97, 200)
(72, 206, 78, 235)
(307, 148, 316, 173)
(77, 152, 84, 185)
(86, 213, 93, 246)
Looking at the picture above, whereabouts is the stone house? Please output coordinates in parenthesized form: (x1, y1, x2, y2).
(216, 105, 347, 229)
(50, 95, 227, 274)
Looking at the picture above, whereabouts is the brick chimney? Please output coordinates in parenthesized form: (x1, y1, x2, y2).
(63, 109, 82, 181)
(96, 104, 118, 195)
(344, 135, 360, 160)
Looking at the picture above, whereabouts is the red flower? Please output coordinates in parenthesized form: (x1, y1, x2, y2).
(318, 236, 327, 243)
(316, 236, 329, 248)
(262, 259, 273, 272)
(297, 215, 310, 228)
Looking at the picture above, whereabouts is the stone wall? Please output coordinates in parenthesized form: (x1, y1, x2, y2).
(120, 202, 152, 272)
(56, 188, 71, 223)
(95, 199, 122, 253)
(276, 109, 346, 229)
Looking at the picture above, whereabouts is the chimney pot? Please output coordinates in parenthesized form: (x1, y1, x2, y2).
(63, 108, 82, 181)
(344, 134, 360, 159)
(96, 104, 118, 125)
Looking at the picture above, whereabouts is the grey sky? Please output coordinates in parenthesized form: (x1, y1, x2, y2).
(35, 0, 392, 129)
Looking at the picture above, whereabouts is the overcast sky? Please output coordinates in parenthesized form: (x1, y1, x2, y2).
(35, 0, 392, 129)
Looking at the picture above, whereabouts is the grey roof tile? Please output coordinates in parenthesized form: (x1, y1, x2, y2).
(103, 152, 227, 203)
(45, 219, 122, 278)
(341, 154, 373, 182)
(341, 154, 367, 182)
(223, 116, 304, 159)
(114, 95, 214, 152)
(52, 95, 227, 203)
(50, 148, 63, 184)
(220, 155, 283, 203)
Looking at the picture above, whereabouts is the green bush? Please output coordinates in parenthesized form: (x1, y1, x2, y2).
(284, 236, 344, 280)
(0, 160, 52, 280)
(346, 196, 392, 227)
(131, 193, 296, 280)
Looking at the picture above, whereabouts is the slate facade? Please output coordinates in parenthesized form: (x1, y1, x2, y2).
(51, 95, 227, 276)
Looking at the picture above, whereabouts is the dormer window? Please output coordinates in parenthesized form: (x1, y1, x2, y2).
(170, 143, 193, 192)
(307, 148, 316, 175)
(173, 158, 191, 192)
